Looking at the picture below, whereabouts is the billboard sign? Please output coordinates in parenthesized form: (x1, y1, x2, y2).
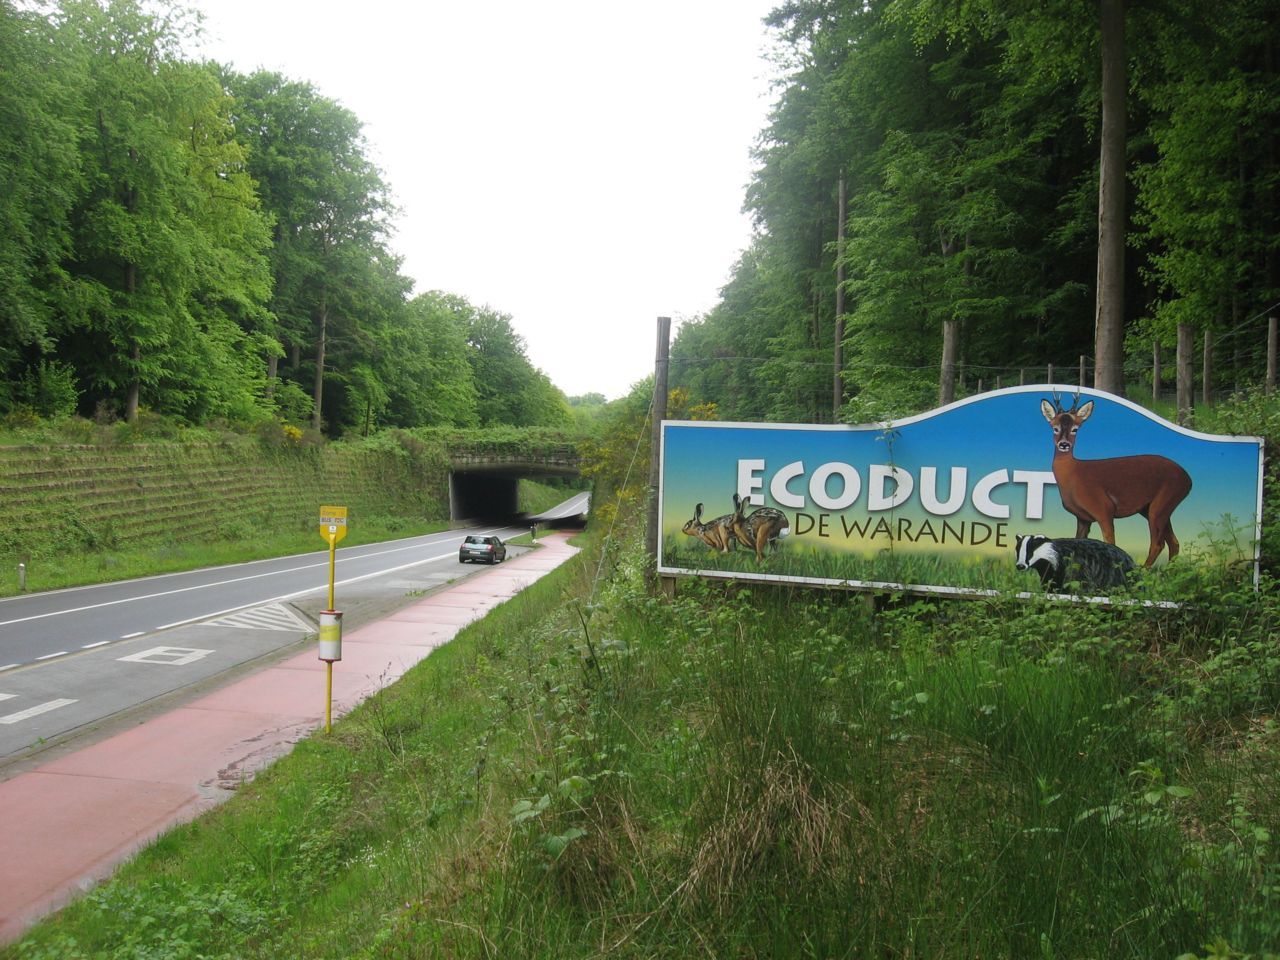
(657, 386, 1264, 596)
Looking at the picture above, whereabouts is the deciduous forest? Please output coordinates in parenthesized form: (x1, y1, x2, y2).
(4, 0, 1279, 436)
(0, 0, 571, 435)
(670, 0, 1280, 425)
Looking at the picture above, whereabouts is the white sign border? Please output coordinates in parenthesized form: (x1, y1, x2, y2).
(656, 384, 1265, 593)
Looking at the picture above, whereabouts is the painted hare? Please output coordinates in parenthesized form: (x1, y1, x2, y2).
(731, 493, 791, 562)
(682, 502, 737, 553)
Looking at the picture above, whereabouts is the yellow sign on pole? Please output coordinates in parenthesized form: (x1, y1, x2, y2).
(318, 505, 348, 544)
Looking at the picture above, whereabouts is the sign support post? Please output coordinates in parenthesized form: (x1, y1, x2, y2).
(317, 506, 348, 734)
(327, 528, 337, 610)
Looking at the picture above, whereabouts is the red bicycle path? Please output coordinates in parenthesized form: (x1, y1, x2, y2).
(0, 533, 579, 944)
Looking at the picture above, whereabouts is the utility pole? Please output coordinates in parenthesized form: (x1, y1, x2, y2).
(645, 317, 671, 577)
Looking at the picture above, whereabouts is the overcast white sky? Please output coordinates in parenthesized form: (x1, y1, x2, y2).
(191, 1, 780, 400)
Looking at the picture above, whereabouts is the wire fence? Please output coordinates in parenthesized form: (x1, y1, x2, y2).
(668, 299, 1280, 403)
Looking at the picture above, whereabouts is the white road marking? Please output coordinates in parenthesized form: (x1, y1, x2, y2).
(118, 646, 214, 666)
(0, 694, 15, 702)
(35, 651, 67, 661)
(82, 640, 110, 649)
(120, 632, 143, 639)
(155, 549, 464, 630)
(206, 603, 313, 633)
(0, 698, 77, 724)
(0, 665, 17, 673)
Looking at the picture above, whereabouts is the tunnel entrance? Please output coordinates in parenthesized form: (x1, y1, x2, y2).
(448, 464, 586, 525)
(449, 470, 520, 522)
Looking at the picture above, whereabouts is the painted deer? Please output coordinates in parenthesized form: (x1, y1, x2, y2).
(1041, 392, 1192, 567)
(731, 493, 791, 562)
(682, 502, 738, 553)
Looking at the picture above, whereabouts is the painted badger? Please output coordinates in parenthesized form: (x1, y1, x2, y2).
(1014, 534, 1136, 591)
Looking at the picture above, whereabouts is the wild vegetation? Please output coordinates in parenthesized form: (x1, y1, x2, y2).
(9, 489, 1280, 958)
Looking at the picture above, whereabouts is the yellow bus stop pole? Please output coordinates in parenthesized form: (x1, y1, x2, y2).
(327, 530, 336, 610)
(325, 662, 333, 734)
(326, 529, 336, 734)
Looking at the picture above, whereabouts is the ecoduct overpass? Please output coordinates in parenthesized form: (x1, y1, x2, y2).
(447, 441, 586, 523)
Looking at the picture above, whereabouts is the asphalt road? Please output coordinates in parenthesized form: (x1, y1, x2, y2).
(0, 488, 590, 763)
(0, 524, 522, 670)
(530, 491, 591, 522)
(0, 522, 538, 763)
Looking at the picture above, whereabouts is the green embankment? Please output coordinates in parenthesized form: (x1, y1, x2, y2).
(1, 439, 450, 558)
(0, 436, 450, 596)
(0, 429, 583, 594)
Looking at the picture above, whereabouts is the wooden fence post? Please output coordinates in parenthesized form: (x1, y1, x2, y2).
(1202, 329, 1214, 406)
(1152, 340, 1162, 404)
(1019, 368, 1026, 386)
(1079, 355, 1086, 386)
(1047, 362, 1054, 384)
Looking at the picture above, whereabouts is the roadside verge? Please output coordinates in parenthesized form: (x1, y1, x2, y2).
(0, 533, 579, 944)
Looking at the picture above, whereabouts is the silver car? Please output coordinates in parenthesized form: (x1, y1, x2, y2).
(459, 534, 507, 564)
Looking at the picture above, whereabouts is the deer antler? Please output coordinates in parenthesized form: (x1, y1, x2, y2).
(1050, 389, 1063, 413)
(1068, 389, 1082, 414)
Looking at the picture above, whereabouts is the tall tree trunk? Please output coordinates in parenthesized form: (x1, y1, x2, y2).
(312, 293, 327, 431)
(833, 174, 846, 421)
(125, 343, 140, 423)
(266, 354, 278, 399)
(811, 279, 823, 421)
(939, 320, 959, 405)
(124, 261, 140, 423)
(1267, 316, 1277, 394)
(1177, 323, 1194, 424)
(1094, 0, 1127, 396)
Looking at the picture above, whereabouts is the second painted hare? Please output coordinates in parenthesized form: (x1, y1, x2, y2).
(731, 493, 790, 562)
